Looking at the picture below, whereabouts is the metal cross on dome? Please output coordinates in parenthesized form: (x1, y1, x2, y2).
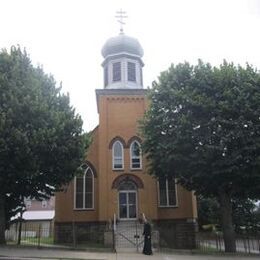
(115, 9, 128, 34)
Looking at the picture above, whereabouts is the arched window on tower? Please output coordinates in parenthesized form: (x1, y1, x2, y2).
(113, 141, 124, 170)
(130, 141, 142, 169)
(74, 165, 94, 210)
(112, 62, 121, 82)
(127, 62, 136, 82)
(104, 66, 108, 87)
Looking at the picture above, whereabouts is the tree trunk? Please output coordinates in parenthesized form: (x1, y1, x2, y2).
(219, 190, 236, 252)
(0, 195, 6, 244)
(17, 215, 22, 245)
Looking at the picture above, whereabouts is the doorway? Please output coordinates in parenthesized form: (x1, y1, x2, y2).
(118, 180, 137, 220)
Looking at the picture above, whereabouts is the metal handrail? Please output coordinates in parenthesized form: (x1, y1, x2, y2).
(113, 213, 117, 231)
(142, 212, 146, 222)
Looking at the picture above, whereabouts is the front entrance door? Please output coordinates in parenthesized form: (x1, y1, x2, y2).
(119, 191, 137, 220)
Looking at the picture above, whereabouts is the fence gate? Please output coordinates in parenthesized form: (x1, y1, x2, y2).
(114, 221, 144, 252)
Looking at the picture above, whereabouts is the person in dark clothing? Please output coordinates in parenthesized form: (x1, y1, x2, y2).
(143, 219, 152, 255)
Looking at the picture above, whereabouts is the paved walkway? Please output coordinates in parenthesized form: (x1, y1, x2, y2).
(0, 246, 259, 260)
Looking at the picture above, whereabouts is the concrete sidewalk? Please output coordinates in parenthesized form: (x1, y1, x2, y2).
(0, 246, 259, 260)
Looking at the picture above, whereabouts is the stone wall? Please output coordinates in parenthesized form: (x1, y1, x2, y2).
(155, 219, 198, 249)
(54, 221, 107, 245)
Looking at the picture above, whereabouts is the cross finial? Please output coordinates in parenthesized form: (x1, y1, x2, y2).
(115, 9, 128, 34)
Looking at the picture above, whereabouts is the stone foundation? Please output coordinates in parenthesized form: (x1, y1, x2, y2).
(54, 221, 107, 245)
(155, 219, 198, 249)
(55, 219, 197, 249)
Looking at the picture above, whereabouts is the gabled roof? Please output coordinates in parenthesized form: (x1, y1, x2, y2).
(12, 210, 55, 221)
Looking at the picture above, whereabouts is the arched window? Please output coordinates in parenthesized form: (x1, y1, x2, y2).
(130, 141, 142, 169)
(113, 141, 124, 170)
(112, 62, 121, 82)
(74, 165, 94, 210)
(104, 66, 108, 87)
(127, 62, 136, 82)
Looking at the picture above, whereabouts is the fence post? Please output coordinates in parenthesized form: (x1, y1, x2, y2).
(247, 235, 251, 254)
(215, 233, 219, 251)
(258, 235, 260, 254)
(37, 224, 41, 248)
(112, 226, 116, 252)
(17, 218, 22, 245)
(72, 221, 76, 249)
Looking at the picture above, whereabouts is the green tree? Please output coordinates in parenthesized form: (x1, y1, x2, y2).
(197, 196, 220, 229)
(0, 47, 86, 244)
(141, 61, 260, 252)
(232, 199, 260, 233)
(198, 196, 259, 233)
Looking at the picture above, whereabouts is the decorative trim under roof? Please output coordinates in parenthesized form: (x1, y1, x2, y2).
(96, 89, 147, 113)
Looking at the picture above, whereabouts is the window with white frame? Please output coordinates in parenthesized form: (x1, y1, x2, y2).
(75, 166, 94, 209)
(127, 62, 136, 82)
(112, 62, 121, 82)
(104, 66, 108, 87)
(158, 178, 177, 207)
(113, 141, 124, 169)
(42, 200, 47, 208)
(25, 200, 31, 209)
(130, 141, 142, 169)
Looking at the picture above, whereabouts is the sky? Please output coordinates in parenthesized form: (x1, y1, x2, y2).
(1, 0, 260, 131)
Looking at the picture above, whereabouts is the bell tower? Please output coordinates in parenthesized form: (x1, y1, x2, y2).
(101, 13, 144, 90)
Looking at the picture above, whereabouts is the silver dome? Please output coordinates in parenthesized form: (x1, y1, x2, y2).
(101, 34, 144, 58)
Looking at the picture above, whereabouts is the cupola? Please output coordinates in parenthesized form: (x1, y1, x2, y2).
(101, 32, 144, 89)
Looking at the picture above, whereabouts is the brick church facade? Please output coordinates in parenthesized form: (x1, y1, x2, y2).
(55, 31, 197, 249)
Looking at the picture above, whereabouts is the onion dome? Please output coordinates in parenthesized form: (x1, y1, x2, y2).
(101, 33, 144, 58)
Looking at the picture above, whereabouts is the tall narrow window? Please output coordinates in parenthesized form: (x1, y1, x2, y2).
(104, 66, 108, 87)
(75, 166, 94, 209)
(127, 62, 136, 82)
(113, 141, 124, 169)
(113, 62, 121, 82)
(130, 141, 142, 169)
(158, 179, 177, 207)
(140, 68, 143, 86)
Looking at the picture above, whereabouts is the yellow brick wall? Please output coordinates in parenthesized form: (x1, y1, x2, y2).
(55, 91, 197, 223)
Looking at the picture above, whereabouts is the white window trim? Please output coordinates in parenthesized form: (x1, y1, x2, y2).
(107, 58, 141, 88)
(118, 190, 138, 220)
(42, 200, 47, 208)
(130, 141, 142, 170)
(157, 179, 178, 208)
(126, 58, 140, 84)
(127, 61, 136, 82)
(25, 200, 32, 209)
(111, 60, 122, 83)
(112, 141, 124, 170)
(104, 66, 108, 87)
(74, 166, 94, 210)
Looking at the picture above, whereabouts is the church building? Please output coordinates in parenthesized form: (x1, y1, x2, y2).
(55, 28, 197, 249)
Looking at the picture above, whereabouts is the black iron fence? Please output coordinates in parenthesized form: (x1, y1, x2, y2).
(5, 222, 114, 250)
(5, 222, 260, 255)
(196, 232, 260, 254)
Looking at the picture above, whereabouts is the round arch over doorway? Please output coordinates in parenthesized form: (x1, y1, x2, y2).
(111, 174, 144, 189)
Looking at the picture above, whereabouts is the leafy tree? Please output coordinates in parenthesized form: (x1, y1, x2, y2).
(198, 196, 259, 233)
(141, 60, 260, 252)
(0, 47, 86, 244)
(232, 199, 260, 233)
(197, 196, 220, 230)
